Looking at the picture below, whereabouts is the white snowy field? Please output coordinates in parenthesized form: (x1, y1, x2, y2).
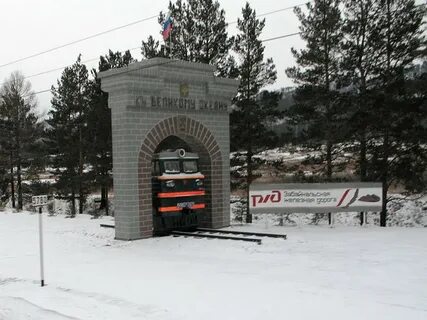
(1, 211, 426, 320)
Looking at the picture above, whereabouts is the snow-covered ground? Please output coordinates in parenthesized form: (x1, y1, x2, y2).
(1, 211, 426, 320)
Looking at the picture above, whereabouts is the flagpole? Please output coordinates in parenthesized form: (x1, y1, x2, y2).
(162, 13, 173, 58)
(169, 31, 172, 59)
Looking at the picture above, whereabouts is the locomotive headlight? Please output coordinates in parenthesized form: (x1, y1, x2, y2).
(166, 180, 175, 188)
(195, 179, 203, 187)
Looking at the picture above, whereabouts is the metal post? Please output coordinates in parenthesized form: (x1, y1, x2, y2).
(169, 33, 172, 58)
(38, 206, 45, 287)
(330, 212, 335, 227)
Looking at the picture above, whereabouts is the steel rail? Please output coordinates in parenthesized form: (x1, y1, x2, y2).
(196, 228, 287, 239)
(171, 231, 262, 244)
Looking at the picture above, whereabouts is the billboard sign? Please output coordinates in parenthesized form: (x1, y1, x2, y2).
(249, 183, 383, 214)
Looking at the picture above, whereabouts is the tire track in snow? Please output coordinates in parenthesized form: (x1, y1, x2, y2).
(0, 277, 21, 286)
(54, 285, 172, 319)
(0, 296, 81, 320)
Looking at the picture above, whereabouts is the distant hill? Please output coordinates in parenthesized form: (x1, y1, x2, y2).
(271, 87, 308, 140)
(277, 87, 295, 112)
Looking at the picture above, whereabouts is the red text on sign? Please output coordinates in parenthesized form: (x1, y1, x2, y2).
(251, 190, 281, 207)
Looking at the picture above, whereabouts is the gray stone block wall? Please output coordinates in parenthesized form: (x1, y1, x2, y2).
(99, 58, 239, 240)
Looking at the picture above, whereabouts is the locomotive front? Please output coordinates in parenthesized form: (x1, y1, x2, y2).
(152, 149, 205, 234)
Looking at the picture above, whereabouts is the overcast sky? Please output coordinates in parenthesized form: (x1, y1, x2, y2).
(0, 0, 424, 115)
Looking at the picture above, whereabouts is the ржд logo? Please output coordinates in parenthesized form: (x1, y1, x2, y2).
(251, 190, 281, 207)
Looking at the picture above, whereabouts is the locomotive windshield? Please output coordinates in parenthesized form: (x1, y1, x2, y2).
(164, 160, 180, 173)
(183, 160, 198, 173)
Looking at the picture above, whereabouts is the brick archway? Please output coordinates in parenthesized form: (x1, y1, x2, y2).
(100, 58, 238, 240)
(138, 115, 223, 238)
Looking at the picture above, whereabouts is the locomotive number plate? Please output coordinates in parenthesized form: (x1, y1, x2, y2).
(177, 202, 195, 208)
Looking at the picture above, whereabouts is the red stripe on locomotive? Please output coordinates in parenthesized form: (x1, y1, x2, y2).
(157, 190, 205, 198)
(158, 203, 206, 213)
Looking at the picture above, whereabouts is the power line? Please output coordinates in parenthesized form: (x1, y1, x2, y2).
(0, 3, 307, 85)
(257, 2, 310, 19)
(13, 1, 425, 95)
(24, 30, 303, 83)
(0, 2, 311, 70)
(31, 89, 52, 96)
(0, 15, 158, 69)
(25, 59, 98, 81)
(2, 0, 424, 71)
(26, 30, 303, 98)
(261, 32, 301, 43)
(228, 2, 310, 25)
(0, 46, 141, 87)
(26, 2, 426, 99)
(25, 47, 141, 81)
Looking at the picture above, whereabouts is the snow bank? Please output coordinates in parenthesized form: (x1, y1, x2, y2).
(388, 197, 427, 227)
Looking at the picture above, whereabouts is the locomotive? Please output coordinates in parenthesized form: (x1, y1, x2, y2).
(151, 149, 205, 234)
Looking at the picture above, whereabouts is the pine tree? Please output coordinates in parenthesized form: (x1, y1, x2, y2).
(188, 0, 236, 77)
(87, 50, 135, 215)
(231, 2, 281, 223)
(341, 0, 383, 181)
(47, 56, 91, 216)
(141, 35, 166, 59)
(0, 71, 40, 210)
(0, 151, 8, 205)
(142, 0, 237, 77)
(286, 0, 344, 181)
(368, 0, 426, 226)
(98, 50, 135, 71)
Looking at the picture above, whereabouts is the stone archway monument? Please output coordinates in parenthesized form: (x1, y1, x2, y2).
(99, 58, 239, 240)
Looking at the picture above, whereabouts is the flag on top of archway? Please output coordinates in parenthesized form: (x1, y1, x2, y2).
(162, 14, 173, 41)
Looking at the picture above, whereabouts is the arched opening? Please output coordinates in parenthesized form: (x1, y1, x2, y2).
(138, 116, 223, 238)
(155, 135, 192, 153)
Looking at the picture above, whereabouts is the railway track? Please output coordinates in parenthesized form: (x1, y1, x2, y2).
(196, 228, 287, 239)
(101, 223, 287, 244)
(171, 229, 287, 244)
(171, 230, 263, 244)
